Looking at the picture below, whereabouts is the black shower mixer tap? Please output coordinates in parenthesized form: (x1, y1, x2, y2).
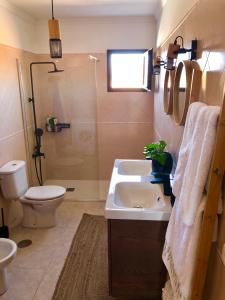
(32, 128, 45, 158)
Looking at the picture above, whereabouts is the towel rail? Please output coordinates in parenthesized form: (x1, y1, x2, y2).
(190, 90, 225, 299)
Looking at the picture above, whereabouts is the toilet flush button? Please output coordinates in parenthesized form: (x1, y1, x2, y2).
(221, 244, 225, 266)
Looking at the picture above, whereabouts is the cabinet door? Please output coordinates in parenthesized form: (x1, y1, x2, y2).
(108, 219, 168, 299)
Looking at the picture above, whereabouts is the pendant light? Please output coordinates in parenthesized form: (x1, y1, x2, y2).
(48, 0, 62, 58)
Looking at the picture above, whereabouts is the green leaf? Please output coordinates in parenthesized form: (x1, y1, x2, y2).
(143, 140, 167, 164)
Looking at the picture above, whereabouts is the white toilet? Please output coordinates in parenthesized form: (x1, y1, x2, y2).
(0, 238, 17, 295)
(0, 160, 66, 228)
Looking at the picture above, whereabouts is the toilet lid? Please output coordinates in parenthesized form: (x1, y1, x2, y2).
(24, 185, 66, 200)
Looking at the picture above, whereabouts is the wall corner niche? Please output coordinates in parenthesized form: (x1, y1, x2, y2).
(163, 69, 175, 115)
(173, 60, 201, 126)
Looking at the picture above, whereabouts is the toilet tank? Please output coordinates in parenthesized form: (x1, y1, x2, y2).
(0, 160, 28, 199)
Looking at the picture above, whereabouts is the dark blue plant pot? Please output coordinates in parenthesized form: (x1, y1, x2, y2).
(151, 152, 173, 177)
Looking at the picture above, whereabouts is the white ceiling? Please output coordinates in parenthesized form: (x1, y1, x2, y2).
(8, 0, 164, 19)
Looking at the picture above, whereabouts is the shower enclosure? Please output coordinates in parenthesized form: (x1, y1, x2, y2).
(18, 54, 108, 201)
(29, 61, 64, 186)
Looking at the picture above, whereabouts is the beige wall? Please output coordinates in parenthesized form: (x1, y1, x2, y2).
(157, 0, 199, 47)
(35, 16, 156, 54)
(0, 44, 37, 226)
(0, 0, 35, 52)
(155, 0, 225, 298)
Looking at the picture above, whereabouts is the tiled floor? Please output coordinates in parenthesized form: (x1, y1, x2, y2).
(1, 201, 105, 300)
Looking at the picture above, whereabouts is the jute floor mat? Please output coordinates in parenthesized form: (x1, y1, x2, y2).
(52, 214, 149, 300)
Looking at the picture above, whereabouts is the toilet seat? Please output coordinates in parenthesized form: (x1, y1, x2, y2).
(24, 185, 66, 201)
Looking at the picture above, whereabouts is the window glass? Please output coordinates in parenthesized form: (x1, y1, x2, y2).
(107, 49, 153, 92)
(111, 53, 144, 89)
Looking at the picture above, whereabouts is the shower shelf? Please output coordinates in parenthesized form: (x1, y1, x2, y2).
(46, 123, 71, 132)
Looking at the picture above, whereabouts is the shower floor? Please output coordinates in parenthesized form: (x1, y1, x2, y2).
(44, 180, 109, 202)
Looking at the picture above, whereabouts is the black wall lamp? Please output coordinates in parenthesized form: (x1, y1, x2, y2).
(153, 36, 198, 75)
(153, 56, 165, 75)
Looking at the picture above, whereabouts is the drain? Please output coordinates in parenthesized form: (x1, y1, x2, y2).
(17, 239, 32, 248)
(66, 187, 75, 192)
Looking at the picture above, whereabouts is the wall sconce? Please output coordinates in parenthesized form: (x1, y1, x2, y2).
(153, 36, 198, 74)
(153, 56, 165, 75)
(48, 0, 62, 59)
(165, 36, 198, 70)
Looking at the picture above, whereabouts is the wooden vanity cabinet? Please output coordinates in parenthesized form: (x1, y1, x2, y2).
(108, 219, 168, 300)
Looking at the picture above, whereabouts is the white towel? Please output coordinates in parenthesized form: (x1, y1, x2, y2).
(162, 280, 174, 300)
(173, 103, 220, 226)
(163, 197, 206, 300)
(162, 103, 220, 299)
(172, 102, 205, 200)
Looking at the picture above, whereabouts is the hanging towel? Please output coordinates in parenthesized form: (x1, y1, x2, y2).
(162, 198, 205, 300)
(162, 280, 174, 300)
(172, 102, 205, 199)
(173, 103, 220, 226)
(162, 103, 220, 299)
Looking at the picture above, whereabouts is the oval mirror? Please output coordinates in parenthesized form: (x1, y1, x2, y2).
(163, 70, 175, 115)
(173, 60, 200, 125)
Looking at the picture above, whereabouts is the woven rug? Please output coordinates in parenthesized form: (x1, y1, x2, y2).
(52, 214, 149, 300)
(52, 214, 108, 300)
(53, 214, 127, 300)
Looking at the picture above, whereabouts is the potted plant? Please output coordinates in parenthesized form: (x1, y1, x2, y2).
(143, 140, 173, 175)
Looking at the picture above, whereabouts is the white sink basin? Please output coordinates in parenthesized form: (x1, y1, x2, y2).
(117, 159, 152, 176)
(114, 182, 165, 209)
(105, 159, 172, 221)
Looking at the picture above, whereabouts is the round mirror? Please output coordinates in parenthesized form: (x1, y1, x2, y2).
(163, 70, 175, 114)
(173, 60, 200, 125)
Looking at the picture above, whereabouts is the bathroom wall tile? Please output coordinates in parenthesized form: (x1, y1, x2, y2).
(0, 132, 27, 166)
(202, 71, 225, 106)
(0, 45, 35, 140)
(0, 129, 35, 195)
(46, 155, 99, 180)
(37, 54, 97, 125)
(17, 55, 35, 129)
(97, 92, 153, 123)
(0, 44, 39, 226)
(97, 122, 153, 179)
(35, 54, 100, 180)
(0, 46, 24, 139)
(95, 54, 154, 123)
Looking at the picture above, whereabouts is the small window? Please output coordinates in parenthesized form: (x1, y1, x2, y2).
(107, 49, 153, 92)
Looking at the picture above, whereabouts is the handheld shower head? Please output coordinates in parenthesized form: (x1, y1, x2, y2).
(89, 55, 99, 62)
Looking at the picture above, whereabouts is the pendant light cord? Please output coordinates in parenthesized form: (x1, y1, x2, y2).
(51, 0, 54, 19)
